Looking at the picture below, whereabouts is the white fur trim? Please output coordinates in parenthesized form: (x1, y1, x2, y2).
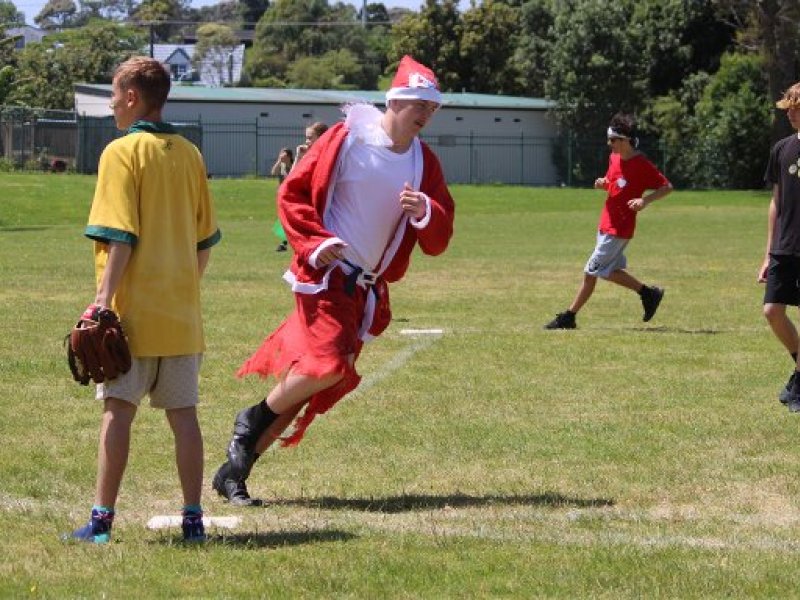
(409, 193, 431, 229)
(385, 87, 442, 105)
(282, 267, 335, 294)
(309, 237, 346, 269)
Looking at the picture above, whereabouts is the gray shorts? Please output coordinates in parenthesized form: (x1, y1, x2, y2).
(96, 354, 202, 409)
(584, 232, 629, 278)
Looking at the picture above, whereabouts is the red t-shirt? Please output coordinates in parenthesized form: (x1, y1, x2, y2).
(598, 153, 670, 239)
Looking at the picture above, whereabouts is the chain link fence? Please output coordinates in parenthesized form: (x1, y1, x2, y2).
(0, 106, 668, 186)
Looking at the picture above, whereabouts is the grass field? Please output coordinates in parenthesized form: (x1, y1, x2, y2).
(1, 172, 799, 598)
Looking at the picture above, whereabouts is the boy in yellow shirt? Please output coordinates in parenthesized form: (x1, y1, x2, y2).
(67, 57, 220, 543)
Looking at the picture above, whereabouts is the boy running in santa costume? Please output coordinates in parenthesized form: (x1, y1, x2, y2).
(213, 56, 456, 505)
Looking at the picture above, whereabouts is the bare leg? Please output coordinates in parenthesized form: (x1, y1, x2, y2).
(254, 404, 304, 454)
(764, 303, 800, 358)
(94, 397, 137, 508)
(165, 406, 203, 507)
(605, 269, 643, 292)
(253, 367, 346, 450)
(568, 273, 598, 314)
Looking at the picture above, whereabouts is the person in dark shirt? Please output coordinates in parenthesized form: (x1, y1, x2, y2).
(759, 82, 800, 411)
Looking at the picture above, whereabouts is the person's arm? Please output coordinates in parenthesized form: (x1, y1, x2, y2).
(197, 247, 211, 277)
(94, 241, 132, 307)
(628, 183, 673, 212)
(280, 126, 345, 267)
(758, 185, 779, 283)
(270, 159, 283, 177)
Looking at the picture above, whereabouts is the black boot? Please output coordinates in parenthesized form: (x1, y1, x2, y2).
(212, 456, 262, 507)
(227, 401, 278, 480)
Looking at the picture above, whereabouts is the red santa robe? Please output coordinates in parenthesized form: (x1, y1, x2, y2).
(238, 114, 455, 445)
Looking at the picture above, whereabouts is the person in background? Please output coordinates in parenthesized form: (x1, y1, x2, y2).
(544, 113, 672, 330)
(270, 147, 294, 183)
(271, 147, 295, 252)
(294, 121, 329, 169)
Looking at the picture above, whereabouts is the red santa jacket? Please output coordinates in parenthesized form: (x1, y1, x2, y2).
(278, 121, 455, 289)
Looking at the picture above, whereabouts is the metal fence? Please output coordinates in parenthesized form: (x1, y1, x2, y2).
(0, 107, 667, 186)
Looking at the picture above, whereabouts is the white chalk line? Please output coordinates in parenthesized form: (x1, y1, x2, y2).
(350, 330, 443, 398)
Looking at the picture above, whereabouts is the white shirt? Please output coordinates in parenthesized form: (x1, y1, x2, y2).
(326, 140, 414, 271)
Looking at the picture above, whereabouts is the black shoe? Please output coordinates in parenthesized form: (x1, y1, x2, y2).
(212, 461, 262, 507)
(786, 385, 800, 413)
(641, 286, 664, 322)
(227, 402, 275, 479)
(544, 311, 576, 330)
(779, 371, 797, 405)
(275, 241, 288, 252)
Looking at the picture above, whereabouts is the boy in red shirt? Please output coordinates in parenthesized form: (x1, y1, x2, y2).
(545, 113, 673, 329)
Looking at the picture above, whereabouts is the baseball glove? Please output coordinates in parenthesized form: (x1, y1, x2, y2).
(67, 304, 132, 385)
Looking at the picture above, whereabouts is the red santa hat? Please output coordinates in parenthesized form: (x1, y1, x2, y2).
(385, 55, 442, 105)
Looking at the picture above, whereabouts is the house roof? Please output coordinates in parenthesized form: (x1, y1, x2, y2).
(74, 84, 554, 110)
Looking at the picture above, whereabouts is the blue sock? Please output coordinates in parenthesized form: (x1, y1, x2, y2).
(183, 504, 202, 515)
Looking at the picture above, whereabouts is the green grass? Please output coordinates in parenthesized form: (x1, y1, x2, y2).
(1, 172, 798, 598)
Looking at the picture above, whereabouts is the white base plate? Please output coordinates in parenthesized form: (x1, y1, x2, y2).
(146, 515, 241, 530)
(399, 328, 443, 336)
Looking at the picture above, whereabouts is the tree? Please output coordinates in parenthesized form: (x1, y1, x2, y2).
(358, 2, 389, 24)
(97, 0, 137, 21)
(8, 21, 145, 109)
(286, 48, 361, 89)
(239, 0, 268, 28)
(34, 0, 77, 29)
(246, 0, 384, 88)
(388, 0, 463, 92)
(717, 0, 800, 142)
(193, 22, 239, 86)
(0, 0, 25, 26)
(189, 0, 242, 25)
(459, 0, 523, 94)
(511, 0, 554, 98)
(0, 34, 18, 105)
(131, 0, 191, 42)
(545, 0, 650, 184)
(685, 52, 771, 189)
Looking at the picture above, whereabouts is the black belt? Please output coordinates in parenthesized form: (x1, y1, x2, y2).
(342, 260, 376, 297)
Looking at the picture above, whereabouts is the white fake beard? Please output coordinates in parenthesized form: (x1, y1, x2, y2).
(342, 102, 392, 147)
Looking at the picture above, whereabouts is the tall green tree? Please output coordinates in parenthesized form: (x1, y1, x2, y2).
(9, 20, 144, 109)
(240, 0, 268, 28)
(0, 33, 18, 105)
(545, 0, 650, 183)
(388, 0, 463, 92)
(286, 48, 361, 89)
(512, 0, 554, 98)
(684, 52, 771, 189)
(132, 0, 191, 42)
(34, 0, 77, 29)
(0, 0, 24, 25)
(246, 0, 383, 88)
(459, 0, 523, 95)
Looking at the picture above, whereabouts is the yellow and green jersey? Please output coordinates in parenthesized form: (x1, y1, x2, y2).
(86, 121, 221, 356)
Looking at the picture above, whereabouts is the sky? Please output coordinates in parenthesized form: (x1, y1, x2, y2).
(13, 0, 473, 26)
